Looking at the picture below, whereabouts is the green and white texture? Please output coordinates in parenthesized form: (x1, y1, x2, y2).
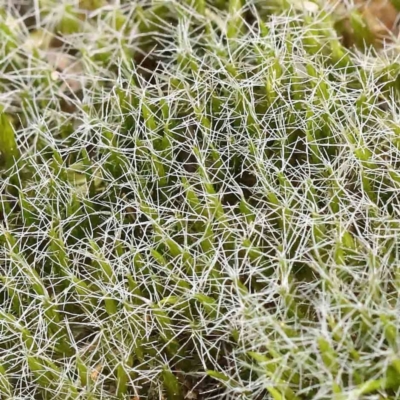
(1, 0, 400, 399)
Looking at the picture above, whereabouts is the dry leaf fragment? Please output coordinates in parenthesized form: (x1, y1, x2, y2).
(331, 0, 399, 48)
(46, 51, 85, 94)
(358, 0, 398, 39)
(90, 363, 103, 381)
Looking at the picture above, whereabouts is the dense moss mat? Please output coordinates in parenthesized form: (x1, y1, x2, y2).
(2, 1, 400, 399)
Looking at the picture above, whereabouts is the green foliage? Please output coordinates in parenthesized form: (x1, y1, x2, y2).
(1, 1, 400, 399)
